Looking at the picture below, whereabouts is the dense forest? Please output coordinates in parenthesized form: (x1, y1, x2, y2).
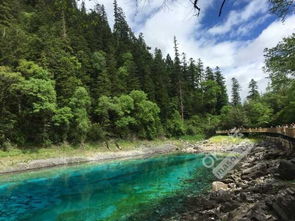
(0, 0, 294, 147)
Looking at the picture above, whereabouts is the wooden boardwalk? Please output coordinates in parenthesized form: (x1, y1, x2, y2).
(216, 128, 295, 139)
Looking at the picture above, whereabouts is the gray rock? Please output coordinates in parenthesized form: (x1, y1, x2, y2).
(271, 188, 295, 221)
(277, 159, 295, 180)
(220, 201, 240, 213)
(212, 181, 229, 191)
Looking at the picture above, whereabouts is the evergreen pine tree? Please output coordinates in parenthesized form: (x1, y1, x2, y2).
(205, 67, 215, 81)
(187, 58, 196, 90)
(196, 59, 204, 88)
(152, 48, 170, 120)
(173, 36, 184, 121)
(247, 79, 260, 100)
(231, 77, 241, 106)
(0, 0, 15, 27)
(215, 67, 228, 112)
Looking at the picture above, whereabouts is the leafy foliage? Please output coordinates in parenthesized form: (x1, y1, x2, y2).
(0, 0, 292, 148)
(263, 33, 295, 125)
(268, 0, 295, 20)
(69, 87, 91, 143)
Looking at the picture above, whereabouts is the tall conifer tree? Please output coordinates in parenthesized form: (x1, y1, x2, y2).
(231, 77, 241, 106)
(247, 79, 260, 100)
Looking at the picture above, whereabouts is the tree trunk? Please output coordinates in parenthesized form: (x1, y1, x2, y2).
(115, 141, 122, 150)
(179, 80, 184, 121)
(2, 27, 6, 38)
(105, 140, 110, 150)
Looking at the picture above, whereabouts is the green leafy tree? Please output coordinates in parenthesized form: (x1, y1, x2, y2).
(166, 110, 185, 137)
(276, 81, 295, 123)
(244, 100, 272, 127)
(264, 33, 295, 124)
(130, 90, 161, 139)
(95, 95, 115, 136)
(185, 115, 205, 136)
(95, 90, 160, 139)
(52, 107, 73, 143)
(113, 94, 136, 137)
(219, 105, 248, 129)
(69, 87, 91, 144)
(264, 33, 295, 91)
(14, 60, 57, 144)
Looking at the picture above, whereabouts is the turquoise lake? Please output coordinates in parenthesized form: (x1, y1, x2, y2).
(0, 153, 216, 221)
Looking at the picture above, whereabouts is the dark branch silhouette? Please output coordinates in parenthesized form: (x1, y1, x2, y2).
(192, 0, 227, 17)
(192, 0, 200, 16)
(137, 0, 226, 17)
(218, 0, 227, 17)
(136, 0, 293, 19)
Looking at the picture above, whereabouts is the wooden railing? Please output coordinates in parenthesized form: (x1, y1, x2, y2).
(216, 128, 295, 139)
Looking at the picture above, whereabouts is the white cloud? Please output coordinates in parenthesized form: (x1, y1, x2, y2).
(208, 0, 269, 36)
(227, 16, 295, 100)
(234, 14, 271, 38)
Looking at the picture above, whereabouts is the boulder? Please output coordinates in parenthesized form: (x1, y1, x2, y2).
(212, 181, 229, 191)
(277, 159, 295, 180)
(269, 188, 295, 221)
(220, 201, 240, 213)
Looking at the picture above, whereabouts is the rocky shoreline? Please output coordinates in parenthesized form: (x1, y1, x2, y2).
(165, 140, 295, 221)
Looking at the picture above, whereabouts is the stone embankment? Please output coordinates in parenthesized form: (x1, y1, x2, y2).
(166, 141, 295, 221)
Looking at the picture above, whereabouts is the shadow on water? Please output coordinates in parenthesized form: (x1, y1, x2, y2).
(125, 165, 217, 221)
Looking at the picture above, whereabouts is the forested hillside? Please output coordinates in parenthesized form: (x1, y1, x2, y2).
(0, 0, 294, 147)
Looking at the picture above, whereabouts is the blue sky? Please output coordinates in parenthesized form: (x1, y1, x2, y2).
(85, 0, 295, 99)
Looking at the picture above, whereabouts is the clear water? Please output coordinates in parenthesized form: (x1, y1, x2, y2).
(0, 153, 215, 221)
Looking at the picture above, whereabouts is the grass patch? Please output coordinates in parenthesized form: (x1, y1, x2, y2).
(208, 135, 260, 144)
(179, 134, 205, 142)
(0, 136, 262, 172)
(0, 138, 179, 171)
